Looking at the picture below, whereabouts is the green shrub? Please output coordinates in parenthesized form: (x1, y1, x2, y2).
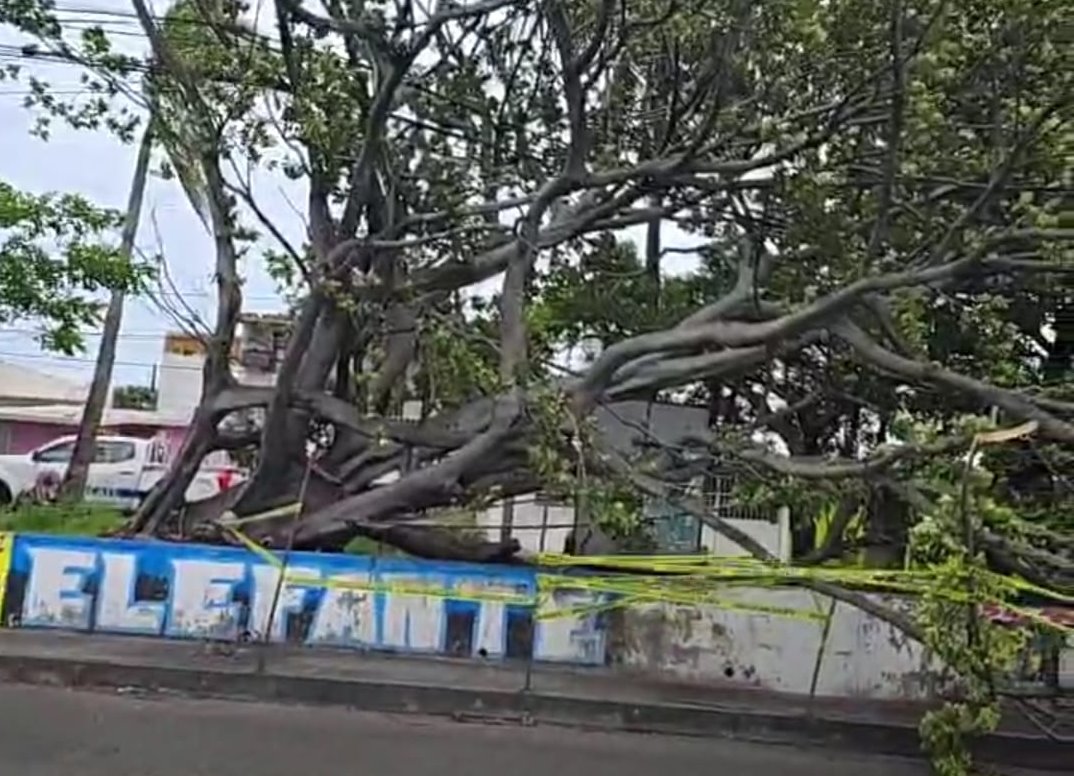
(0, 503, 125, 536)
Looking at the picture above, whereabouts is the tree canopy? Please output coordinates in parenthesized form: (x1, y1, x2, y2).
(2, 3, 1072, 767)
(0, 180, 146, 353)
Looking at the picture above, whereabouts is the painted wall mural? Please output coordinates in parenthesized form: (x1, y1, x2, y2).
(0, 533, 607, 665)
(4, 533, 1054, 700)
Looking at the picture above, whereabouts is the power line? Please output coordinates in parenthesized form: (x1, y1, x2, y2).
(0, 349, 205, 372)
(0, 328, 164, 339)
(49, 3, 457, 33)
(0, 350, 165, 370)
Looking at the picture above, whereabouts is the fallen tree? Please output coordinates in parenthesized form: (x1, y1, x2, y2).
(4, 1, 1070, 592)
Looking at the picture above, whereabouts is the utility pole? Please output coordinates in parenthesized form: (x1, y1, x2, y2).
(62, 128, 153, 501)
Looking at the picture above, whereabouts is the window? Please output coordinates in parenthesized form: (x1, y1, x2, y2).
(34, 441, 75, 463)
(94, 441, 136, 464)
(35, 440, 137, 465)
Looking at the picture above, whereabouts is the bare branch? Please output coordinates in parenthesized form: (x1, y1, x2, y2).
(286, 392, 524, 546)
(730, 435, 969, 479)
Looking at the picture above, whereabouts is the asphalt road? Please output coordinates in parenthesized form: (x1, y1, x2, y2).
(0, 684, 971, 776)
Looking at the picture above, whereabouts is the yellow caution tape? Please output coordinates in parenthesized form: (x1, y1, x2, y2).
(536, 552, 1074, 605)
(219, 503, 303, 526)
(217, 513, 1071, 632)
(224, 525, 535, 606)
(0, 532, 12, 628)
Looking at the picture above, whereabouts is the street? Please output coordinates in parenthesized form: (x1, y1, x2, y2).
(0, 683, 946, 776)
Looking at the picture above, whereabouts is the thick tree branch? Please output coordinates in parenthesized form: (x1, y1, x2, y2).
(729, 435, 969, 479)
(209, 385, 491, 449)
(282, 392, 525, 546)
(544, 0, 591, 176)
(129, 0, 245, 528)
(835, 321, 1074, 442)
(574, 253, 1070, 410)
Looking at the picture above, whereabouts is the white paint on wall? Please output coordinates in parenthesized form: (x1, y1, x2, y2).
(14, 538, 610, 666)
(95, 551, 165, 633)
(22, 547, 96, 629)
(307, 572, 377, 646)
(166, 559, 245, 639)
(699, 510, 792, 561)
(534, 589, 606, 663)
(156, 351, 204, 418)
(380, 574, 446, 652)
(480, 500, 792, 560)
(454, 580, 521, 657)
(248, 564, 323, 642)
(477, 500, 574, 554)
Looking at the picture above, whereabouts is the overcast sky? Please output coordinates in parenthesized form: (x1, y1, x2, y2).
(0, 1, 299, 390)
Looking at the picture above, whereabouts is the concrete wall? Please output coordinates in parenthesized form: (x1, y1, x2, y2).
(0, 533, 945, 700)
(476, 499, 576, 554)
(608, 592, 934, 700)
(157, 351, 204, 418)
(700, 507, 792, 559)
(157, 347, 276, 421)
(477, 499, 793, 560)
(0, 534, 606, 665)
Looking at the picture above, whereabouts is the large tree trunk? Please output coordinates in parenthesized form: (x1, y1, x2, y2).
(131, 409, 217, 535)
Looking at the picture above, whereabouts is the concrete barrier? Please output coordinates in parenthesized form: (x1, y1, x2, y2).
(608, 595, 934, 700)
(3, 532, 1055, 702)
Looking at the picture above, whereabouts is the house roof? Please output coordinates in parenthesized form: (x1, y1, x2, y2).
(0, 360, 87, 405)
(0, 403, 192, 428)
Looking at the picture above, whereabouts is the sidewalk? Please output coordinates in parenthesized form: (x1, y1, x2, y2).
(0, 629, 1068, 770)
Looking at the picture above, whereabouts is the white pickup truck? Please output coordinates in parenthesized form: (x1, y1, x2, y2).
(0, 434, 244, 510)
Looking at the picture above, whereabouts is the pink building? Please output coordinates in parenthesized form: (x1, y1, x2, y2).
(0, 315, 288, 458)
(0, 404, 191, 456)
(0, 359, 191, 456)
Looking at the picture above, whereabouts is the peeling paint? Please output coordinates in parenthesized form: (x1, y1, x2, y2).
(5, 534, 606, 666)
(611, 589, 940, 700)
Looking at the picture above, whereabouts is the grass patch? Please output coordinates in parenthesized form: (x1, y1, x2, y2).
(0, 503, 126, 536)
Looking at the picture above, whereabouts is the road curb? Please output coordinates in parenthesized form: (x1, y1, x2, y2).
(0, 653, 1068, 770)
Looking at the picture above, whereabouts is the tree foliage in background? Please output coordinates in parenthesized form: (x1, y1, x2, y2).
(112, 383, 158, 410)
(0, 180, 146, 353)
